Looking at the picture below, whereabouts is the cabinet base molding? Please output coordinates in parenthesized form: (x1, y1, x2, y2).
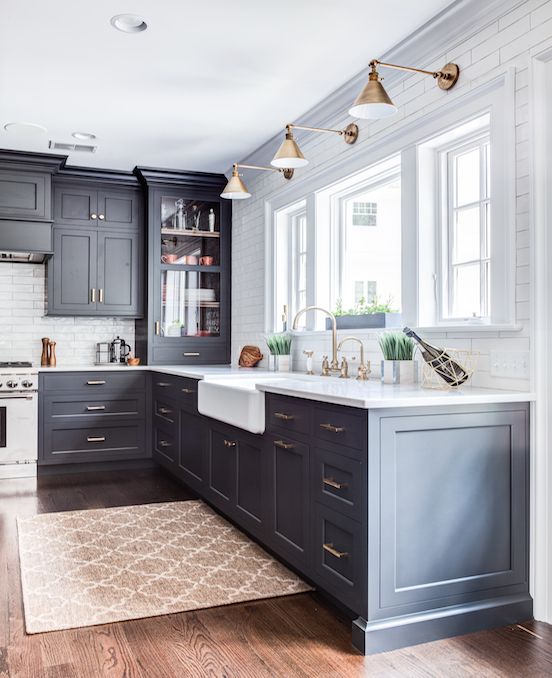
(351, 593, 533, 655)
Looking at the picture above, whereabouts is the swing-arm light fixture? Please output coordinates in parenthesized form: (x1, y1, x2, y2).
(221, 163, 294, 200)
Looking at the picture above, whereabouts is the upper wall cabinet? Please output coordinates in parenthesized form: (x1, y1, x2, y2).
(0, 169, 51, 221)
(54, 185, 141, 229)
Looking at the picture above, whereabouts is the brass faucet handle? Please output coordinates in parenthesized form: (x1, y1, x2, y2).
(321, 355, 330, 377)
(339, 357, 349, 379)
(357, 360, 371, 381)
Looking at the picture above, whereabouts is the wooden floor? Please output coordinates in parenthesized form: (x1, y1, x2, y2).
(1, 469, 551, 678)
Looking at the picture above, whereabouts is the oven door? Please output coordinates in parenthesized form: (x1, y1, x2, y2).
(0, 393, 38, 464)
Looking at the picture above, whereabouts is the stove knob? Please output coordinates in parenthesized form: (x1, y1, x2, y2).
(6, 380, 18, 389)
(22, 380, 33, 388)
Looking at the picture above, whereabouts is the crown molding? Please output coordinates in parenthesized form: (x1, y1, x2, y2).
(0, 148, 66, 173)
(56, 165, 139, 187)
(234, 0, 526, 174)
(134, 166, 227, 190)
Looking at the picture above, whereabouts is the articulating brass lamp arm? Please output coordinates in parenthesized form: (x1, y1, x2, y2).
(286, 122, 359, 145)
(369, 59, 460, 90)
(234, 162, 294, 180)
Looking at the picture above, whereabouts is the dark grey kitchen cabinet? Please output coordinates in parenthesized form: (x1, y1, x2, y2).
(0, 169, 51, 221)
(134, 167, 231, 365)
(48, 226, 143, 317)
(54, 184, 141, 229)
(179, 409, 207, 491)
(207, 427, 237, 511)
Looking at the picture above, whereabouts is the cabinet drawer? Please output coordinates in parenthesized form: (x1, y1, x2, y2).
(152, 374, 198, 409)
(313, 503, 364, 614)
(43, 422, 146, 463)
(312, 404, 366, 455)
(45, 394, 145, 421)
(41, 371, 146, 394)
(312, 447, 363, 519)
(153, 396, 178, 427)
(266, 394, 311, 438)
(152, 345, 228, 366)
(153, 425, 178, 463)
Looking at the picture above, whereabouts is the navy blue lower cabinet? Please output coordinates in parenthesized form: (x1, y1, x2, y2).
(178, 409, 207, 492)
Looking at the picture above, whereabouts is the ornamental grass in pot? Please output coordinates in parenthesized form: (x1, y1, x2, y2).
(379, 331, 418, 384)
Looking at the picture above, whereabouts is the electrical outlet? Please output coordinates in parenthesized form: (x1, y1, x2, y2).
(490, 351, 530, 379)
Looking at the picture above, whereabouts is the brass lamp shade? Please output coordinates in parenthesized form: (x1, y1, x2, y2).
(271, 131, 309, 169)
(349, 71, 397, 120)
(220, 170, 251, 200)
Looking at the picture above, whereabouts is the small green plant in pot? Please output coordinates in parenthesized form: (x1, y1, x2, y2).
(266, 333, 292, 372)
(378, 331, 418, 385)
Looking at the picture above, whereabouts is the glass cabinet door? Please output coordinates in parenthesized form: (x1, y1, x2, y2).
(157, 195, 222, 341)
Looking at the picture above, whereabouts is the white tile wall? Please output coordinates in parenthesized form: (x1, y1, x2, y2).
(0, 264, 135, 366)
(231, 0, 547, 392)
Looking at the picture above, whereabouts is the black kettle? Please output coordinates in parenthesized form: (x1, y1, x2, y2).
(110, 336, 131, 363)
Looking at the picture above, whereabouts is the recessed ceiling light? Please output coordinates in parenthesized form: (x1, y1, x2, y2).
(3, 122, 47, 135)
(72, 131, 96, 141)
(110, 14, 147, 33)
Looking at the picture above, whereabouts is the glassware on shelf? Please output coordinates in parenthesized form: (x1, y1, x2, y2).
(160, 270, 221, 337)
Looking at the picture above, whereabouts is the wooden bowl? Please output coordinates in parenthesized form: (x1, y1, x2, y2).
(127, 357, 141, 366)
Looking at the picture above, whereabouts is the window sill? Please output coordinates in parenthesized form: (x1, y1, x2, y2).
(289, 324, 524, 336)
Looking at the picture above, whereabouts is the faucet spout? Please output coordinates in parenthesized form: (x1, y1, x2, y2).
(292, 305, 339, 372)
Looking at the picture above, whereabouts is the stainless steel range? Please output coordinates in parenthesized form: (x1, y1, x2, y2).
(0, 362, 38, 479)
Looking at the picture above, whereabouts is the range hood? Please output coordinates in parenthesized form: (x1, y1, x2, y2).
(0, 220, 53, 264)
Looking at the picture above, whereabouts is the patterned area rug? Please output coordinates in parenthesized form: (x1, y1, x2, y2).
(17, 500, 312, 634)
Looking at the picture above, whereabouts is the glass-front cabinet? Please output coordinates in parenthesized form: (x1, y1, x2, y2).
(134, 168, 231, 365)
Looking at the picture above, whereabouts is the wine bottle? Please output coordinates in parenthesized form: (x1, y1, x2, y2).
(403, 327, 470, 386)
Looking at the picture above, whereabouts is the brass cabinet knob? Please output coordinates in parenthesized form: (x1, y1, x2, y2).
(181, 388, 196, 394)
(86, 405, 106, 411)
(87, 436, 106, 443)
(159, 440, 171, 448)
(98, 214, 105, 220)
(158, 407, 172, 415)
(274, 440, 295, 450)
(223, 439, 237, 448)
(90, 213, 98, 219)
(87, 380, 106, 385)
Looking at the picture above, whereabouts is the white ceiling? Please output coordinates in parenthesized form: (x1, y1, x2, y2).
(0, 0, 455, 173)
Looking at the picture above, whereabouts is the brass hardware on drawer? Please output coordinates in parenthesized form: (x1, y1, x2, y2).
(90, 212, 98, 219)
(274, 412, 295, 421)
(223, 439, 237, 448)
(99, 288, 104, 303)
(156, 382, 171, 387)
(86, 405, 106, 411)
(274, 440, 295, 450)
(181, 388, 196, 394)
(158, 407, 172, 415)
(90, 288, 96, 303)
(87, 380, 106, 386)
(323, 477, 347, 490)
(155, 321, 161, 335)
(159, 440, 172, 448)
(323, 543, 349, 559)
(319, 423, 345, 434)
(98, 214, 105, 220)
(183, 352, 200, 357)
(87, 436, 106, 443)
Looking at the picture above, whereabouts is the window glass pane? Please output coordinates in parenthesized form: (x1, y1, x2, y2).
(455, 147, 480, 206)
(453, 206, 480, 264)
(452, 263, 480, 318)
(340, 177, 401, 312)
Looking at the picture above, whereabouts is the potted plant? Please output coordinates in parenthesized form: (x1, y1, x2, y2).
(266, 333, 292, 372)
(326, 296, 402, 330)
(379, 331, 418, 384)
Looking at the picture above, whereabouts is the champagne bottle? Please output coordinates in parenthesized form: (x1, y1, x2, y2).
(403, 327, 470, 386)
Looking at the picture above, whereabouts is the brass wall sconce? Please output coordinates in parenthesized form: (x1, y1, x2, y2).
(221, 163, 294, 200)
(271, 122, 359, 169)
(350, 59, 460, 119)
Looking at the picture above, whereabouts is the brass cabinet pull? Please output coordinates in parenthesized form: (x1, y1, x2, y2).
(320, 423, 345, 434)
(181, 388, 196, 394)
(98, 214, 105, 220)
(87, 436, 106, 443)
(91, 288, 96, 303)
(158, 407, 172, 415)
(323, 477, 347, 490)
(86, 405, 106, 411)
(159, 440, 172, 448)
(90, 212, 98, 219)
(274, 440, 295, 450)
(274, 412, 295, 421)
(224, 439, 237, 448)
(183, 352, 200, 357)
(156, 382, 171, 387)
(87, 380, 106, 385)
(99, 288, 104, 303)
(323, 543, 349, 559)
(155, 321, 161, 335)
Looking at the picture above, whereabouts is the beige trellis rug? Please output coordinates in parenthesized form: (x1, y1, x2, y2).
(17, 500, 312, 633)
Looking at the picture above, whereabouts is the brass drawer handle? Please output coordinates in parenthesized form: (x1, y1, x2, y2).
(87, 436, 106, 443)
(86, 405, 106, 411)
(274, 412, 295, 421)
(159, 440, 172, 448)
(274, 440, 295, 450)
(156, 382, 171, 387)
(99, 288, 104, 303)
(181, 388, 196, 394)
(323, 543, 349, 559)
(320, 423, 345, 434)
(155, 321, 161, 335)
(87, 380, 106, 385)
(224, 439, 237, 448)
(183, 352, 200, 357)
(90, 288, 96, 303)
(323, 477, 347, 490)
(158, 407, 172, 415)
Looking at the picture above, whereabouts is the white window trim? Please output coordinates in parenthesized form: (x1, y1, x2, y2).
(265, 68, 518, 334)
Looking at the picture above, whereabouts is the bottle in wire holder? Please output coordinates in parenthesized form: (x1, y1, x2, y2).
(403, 327, 470, 387)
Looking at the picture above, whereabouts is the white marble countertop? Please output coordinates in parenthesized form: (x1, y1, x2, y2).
(37, 364, 535, 409)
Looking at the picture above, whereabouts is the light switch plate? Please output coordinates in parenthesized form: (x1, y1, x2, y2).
(490, 351, 530, 379)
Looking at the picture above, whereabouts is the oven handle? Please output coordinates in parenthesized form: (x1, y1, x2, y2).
(0, 394, 35, 400)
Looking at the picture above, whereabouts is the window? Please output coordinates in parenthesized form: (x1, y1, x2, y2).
(352, 201, 377, 226)
(354, 280, 377, 304)
(444, 136, 490, 319)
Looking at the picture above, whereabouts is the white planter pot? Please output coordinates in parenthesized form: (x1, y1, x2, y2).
(270, 354, 292, 372)
(380, 359, 418, 385)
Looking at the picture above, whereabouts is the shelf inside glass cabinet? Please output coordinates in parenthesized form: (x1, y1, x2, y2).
(161, 270, 220, 337)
